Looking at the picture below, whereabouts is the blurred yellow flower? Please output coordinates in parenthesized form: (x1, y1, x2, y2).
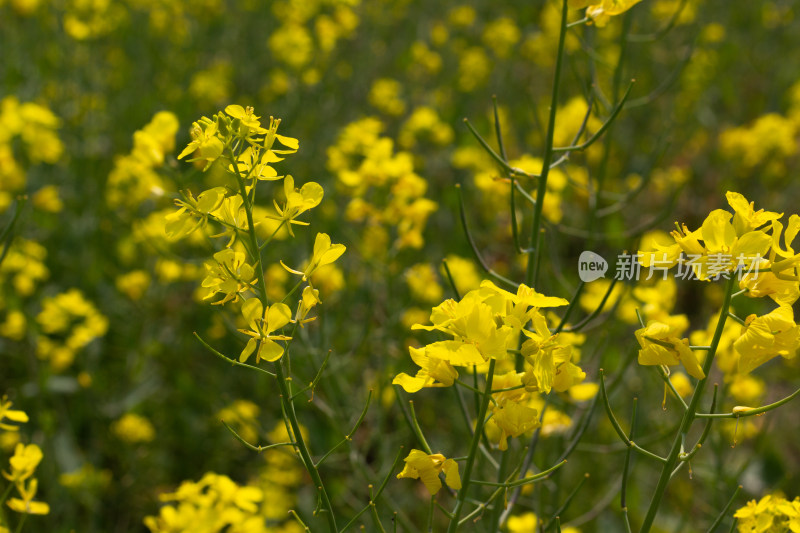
(0, 397, 28, 431)
(112, 413, 156, 444)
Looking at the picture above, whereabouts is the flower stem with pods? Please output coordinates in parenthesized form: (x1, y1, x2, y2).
(638, 274, 737, 532)
(227, 146, 340, 532)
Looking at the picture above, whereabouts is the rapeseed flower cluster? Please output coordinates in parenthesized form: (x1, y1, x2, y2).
(733, 493, 800, 532)
(0, 240, 50, 344)
(112, 413, 156, 444)
(145, 421, 305, 532)
(0, 398, 49, 518)
(0, 97, 63, 211)
(395, 280, 587, 473)
(106, 111, 180, 212)
(638, 191, 800, 376)
(143, 473, 271, 533)
(35, 288, 109, 372)
(167, 104, 344, 368)
(327, 117, 437, 253)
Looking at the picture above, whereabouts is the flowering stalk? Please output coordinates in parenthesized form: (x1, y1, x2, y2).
(168, 106, 345, 532)
(226, 148, 339, 533)
(639, 274, 737, 532)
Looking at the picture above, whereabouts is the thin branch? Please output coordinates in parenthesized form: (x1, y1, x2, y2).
(695, 386, 800, 419)
(315, 390, 373, 467)
(552, 81, 635, 153)
(471, 459, 567, 488)
(705, 485, 742, 533)
(194, 332, 276, 377)
(456, 184, 519, 289)
(221, 419, 294, 453)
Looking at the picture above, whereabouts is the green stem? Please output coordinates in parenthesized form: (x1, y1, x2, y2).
(407, 400, 433, 455)
(0, 482, 12, 527)
(705, 485, 741, 533)
(315, 391, 372, 467)
(620, 399, 638, 510)
(275, 362, 338, 531)
(14, 515, 26, 533)
(544, 473, 590, 531)
(341, 447, 405, 533)
(526, 0, 569, 287)
(639, 275, 737, 533)
(446, 358, 497, 532)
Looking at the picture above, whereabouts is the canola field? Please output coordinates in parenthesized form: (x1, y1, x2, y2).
(1, 0, 800, 531)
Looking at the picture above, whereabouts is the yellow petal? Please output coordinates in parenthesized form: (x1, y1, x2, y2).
(276, 134, 299, 150)
(259, 339, 284, 362)
(442, 459, 462, 490)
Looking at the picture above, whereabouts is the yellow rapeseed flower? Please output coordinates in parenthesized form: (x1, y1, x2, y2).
(396, 449, 461, 495)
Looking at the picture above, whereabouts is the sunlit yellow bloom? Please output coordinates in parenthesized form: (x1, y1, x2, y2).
(733, 494, 800, 533)
(165, 187, 227, 239)
(492, 401, 541, 451)
(268, 175, 324, 236)
(396, 449, 461, 495)
(199, 249, 256, 305)
(635, 321, 705, 379)
(232, 146, 280, 181)
(392, 346, 458, 393)
(282, 233, 346, 281)
(224, 104, 267, 136)
(727, 192, 782, 235)
(209, 195, 249, 247)
(178, 119, 224, 169)
(295, 285, 321, 326)
(413, 292, 512, 365)
(519, 310, 585, 393)
(238, 299, 292, 363)
(740, 271, 800, 306)
(639, 192, 776, 281)
(734, 305, 800, 374)
(144, 472, 265, 533)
